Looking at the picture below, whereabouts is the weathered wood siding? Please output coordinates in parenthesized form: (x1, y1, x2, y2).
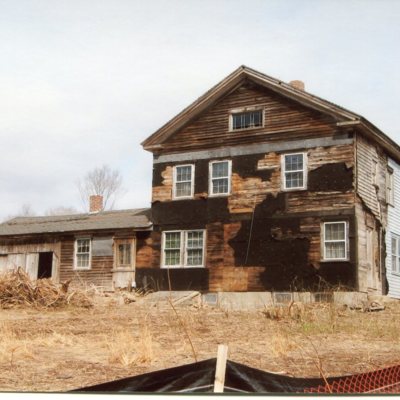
(386, 157, 400, 299)
(0, 237, 61, 281)
(356, 133, 387, 224)
(59, 236, 113, 289)
(147, 136, 357, 291)
(354, 133, 387, 294)
(161, 83, 341, 152)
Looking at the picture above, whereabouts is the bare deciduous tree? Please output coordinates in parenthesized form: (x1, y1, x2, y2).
(76, 165, 124, 211)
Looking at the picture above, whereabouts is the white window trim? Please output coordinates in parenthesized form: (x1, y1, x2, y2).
(209, 160, 232, 197)
(322, 221, 349, 262)
(391, 234, 400, 276)
(281, 152, 307, 191)
(114, 238, 136, 269)
(73, 237, 92, 270)
(161, 230, 206, 268)
(229, 107, 264, 132)
(172, 164, 195, 200)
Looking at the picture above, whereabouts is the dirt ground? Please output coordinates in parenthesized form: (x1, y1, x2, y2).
(0, 292, 399, 392)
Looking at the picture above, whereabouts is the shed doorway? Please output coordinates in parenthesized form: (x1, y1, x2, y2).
(38, 252, 53, 279)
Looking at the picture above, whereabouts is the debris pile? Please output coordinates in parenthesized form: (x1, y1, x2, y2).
(0, 268, 93, 309)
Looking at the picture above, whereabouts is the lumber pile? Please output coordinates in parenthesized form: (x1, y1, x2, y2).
(0, 268, 93, 309)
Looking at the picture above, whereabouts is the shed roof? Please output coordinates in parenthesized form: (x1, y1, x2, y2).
(0, 208, 152, 236)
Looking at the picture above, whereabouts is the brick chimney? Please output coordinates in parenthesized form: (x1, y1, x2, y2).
(89, 195, 103, 213)
(289, 80, 305, 91)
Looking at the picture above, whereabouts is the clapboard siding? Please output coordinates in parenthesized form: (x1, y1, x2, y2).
(163, 84, 340, 152)
(356, 134, 387, 222)
(386, 158, 400, 299)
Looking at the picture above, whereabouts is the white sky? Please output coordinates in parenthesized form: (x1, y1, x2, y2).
(1, 0, 399, 220)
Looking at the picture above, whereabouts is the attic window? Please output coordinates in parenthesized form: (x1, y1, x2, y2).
(230, 109, 263, 131)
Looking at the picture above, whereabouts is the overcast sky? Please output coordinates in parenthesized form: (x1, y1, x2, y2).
(1, 0, 399, 220)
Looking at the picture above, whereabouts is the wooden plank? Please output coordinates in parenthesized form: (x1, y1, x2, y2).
(213, 344, 228, 393)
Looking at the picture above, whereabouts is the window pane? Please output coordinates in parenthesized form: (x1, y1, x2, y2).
(77, 254, 89, 267)
(285, 171, 303, 188)
(325, 223, 345, 241)
(212, 162, 228, 178)
(165, 232, 181, 249)
(325, 242, 345, 259)
(187, 231, 203, 248)
(165, 249, 181, 266)
(176, 182, 191, 197)
(77, 239, 90, 253)
(392, 255, 397, 272)
(176, 166, 192, 182)
(118, 244, 131, 265)
(285, 154, 303, 171)
(232, 111, 262, 130)
(187, 249, 203, 266)
(212, 178, 229, 194)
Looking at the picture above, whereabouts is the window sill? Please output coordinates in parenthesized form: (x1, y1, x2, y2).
(73, 267, 92, 271)
(161, 265, 205, 269)
(209, 193, 230, 198)
(172, 196, 194, 201)
(320, 259, 349, 263)
(229, 126, 263, 133)
(281, 187, 307, 192)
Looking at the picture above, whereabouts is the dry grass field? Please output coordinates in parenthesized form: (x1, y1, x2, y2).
(0, 291, 399, 392)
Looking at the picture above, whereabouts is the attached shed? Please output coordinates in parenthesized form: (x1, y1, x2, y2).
(0, 208, 152, 290)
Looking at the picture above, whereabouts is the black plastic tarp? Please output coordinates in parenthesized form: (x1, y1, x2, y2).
(72, 358, 339, 393)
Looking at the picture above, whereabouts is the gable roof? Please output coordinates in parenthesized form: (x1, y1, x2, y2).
(0, 208, 152, 236)
(142, 65, 400, 162)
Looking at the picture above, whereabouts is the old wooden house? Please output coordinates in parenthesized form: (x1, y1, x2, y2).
(1, 66, 400, 298)
(137, 65, 400, 297)
(0, 196, 152, 289)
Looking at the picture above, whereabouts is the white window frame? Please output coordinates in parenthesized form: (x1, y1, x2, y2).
(391, 234, 400, 275)
(281, 152, 307, 191)
(229, 106, 264, 132)
(322, 221, 349, 261)
(209, 160, 232, 197)
(74, 237, 92, 270)
(172, 164, 195, 200)
(386, 168, 394, 206)
(161, 230, 206, 268)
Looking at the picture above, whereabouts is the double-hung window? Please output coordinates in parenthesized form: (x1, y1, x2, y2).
(173, 165, 194, 199)
(74, 238, 91, 269)
(323, 222, 348, 261)
(209, 160, 231, 196)
(162, 230, 205, 268)
(282, 153, 307, 190)
(391, 234, 400, 275)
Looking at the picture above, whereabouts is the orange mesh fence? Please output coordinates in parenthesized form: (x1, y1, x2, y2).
(304, 365, 400, 393)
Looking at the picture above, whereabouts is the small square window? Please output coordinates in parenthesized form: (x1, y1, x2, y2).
(209, 160, 231, 196)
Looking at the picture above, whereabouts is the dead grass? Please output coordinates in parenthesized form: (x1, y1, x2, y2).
(0, 295, 399, 392)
